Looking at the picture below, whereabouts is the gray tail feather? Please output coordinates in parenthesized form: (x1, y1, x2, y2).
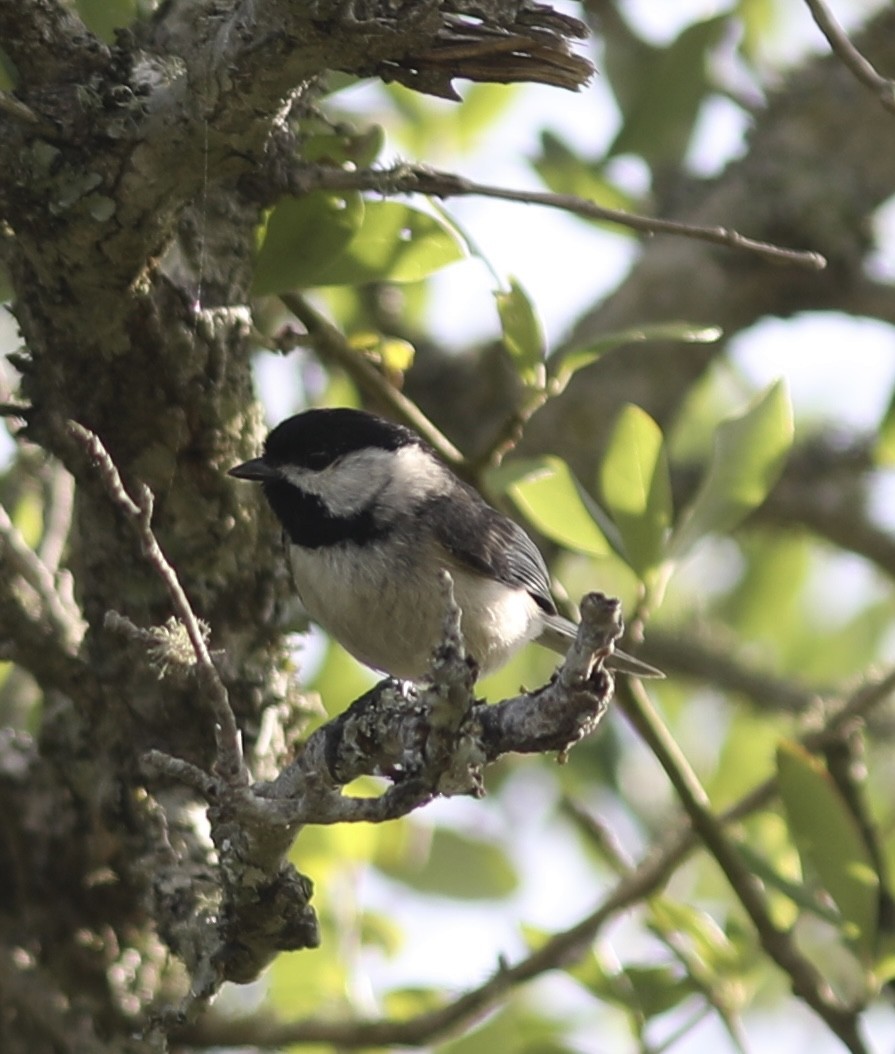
(538, 614, 664, 679)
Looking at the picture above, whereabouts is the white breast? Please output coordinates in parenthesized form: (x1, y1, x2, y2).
(287, 542, 544, 679)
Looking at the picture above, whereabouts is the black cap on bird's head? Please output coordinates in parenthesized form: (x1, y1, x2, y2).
(228, 408, 421, 480)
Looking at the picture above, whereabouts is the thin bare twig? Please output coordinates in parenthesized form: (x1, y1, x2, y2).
(63, 420, 247, 786)
(0, 500, 83, 651)
(37, 462, 74, 573)
(286, 162, 827, 270)
(805, 0, 895, 113)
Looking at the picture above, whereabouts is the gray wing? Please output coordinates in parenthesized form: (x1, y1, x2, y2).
(425, 489, 557, 615)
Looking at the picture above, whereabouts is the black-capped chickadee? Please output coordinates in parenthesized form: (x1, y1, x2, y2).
(229, 408, 662, 681)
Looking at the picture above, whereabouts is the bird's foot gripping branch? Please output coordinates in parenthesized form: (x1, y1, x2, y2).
(146, 574, 622, 995)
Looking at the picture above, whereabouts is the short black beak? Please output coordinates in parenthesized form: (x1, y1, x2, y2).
(228, 457, 277, 481)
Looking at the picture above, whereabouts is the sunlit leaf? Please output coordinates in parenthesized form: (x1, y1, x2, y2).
(607, 16, 728, 167)
(552, 321, 721, 388)
(736, 842, 840, 926)
(670, 380, 793, 558)
(383, 987, 444, 1018)
(360, 910, 404, 957)
(574, 952, 696, 1019)
(532, 131, 636, 214)
(384, 82, 517, 157)
(736, 0, 778, 61)
(312, 201, 466, 286)
(649, 898, 742, 975)
(777, 741, 879, 959)
(441, 1001, 570, 1054)
(254, 198, 464, 293)
(599, 404, 672, 579)
(376, 826, 517, 900)
(495, 278, 545, 388)
(347, 332, 415, 372)
(302, 125, 385, 168)
(874, 395, 895, 466)
(252, 191, 364, 294)
(495, 456, 612, 557)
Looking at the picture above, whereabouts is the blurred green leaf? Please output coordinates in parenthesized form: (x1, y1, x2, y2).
(268, 919, 348, 1022)
(75, 0, 136, 42)
(253, 191, 364, 294)
(736, 0, 779, 61)
(599, 404, 672, 580)
(0, 47, 16, 90)
(441, 1000, 570, 1054)
(874, 394, 895, 466)
(777, 740, 879, 958)
(376, 826, 517, 900)
(385, 82, 518, 157)
(452, 83, 519, 151)
(552, 321, 721, 388)
(736, 842, 841, 926)
(314, 201, 466, 286)
(496, 456, 612, 557)
(383, 986, 444, 1018)
(670, 380, 793, 558)
(359, 909, 404, 957)
(254, 198, 464, 293)
(575, 953, 696, 1019)
(650, 898, 742, 976)
(495, 278, 545, 388)
(532, 131, 636, 213)
(607, 16, 728, 168)
(347, 331, 416, 373)
(302, 124, 385, 168)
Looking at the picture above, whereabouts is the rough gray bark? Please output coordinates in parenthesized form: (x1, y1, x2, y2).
(0, 2, 597, 1050)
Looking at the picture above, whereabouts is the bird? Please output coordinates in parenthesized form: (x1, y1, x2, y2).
(229, 407, 662, 682)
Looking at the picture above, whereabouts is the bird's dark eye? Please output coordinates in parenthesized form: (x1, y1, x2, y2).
(304, 450, 336, 470)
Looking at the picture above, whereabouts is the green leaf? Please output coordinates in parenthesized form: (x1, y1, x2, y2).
(607, 16, 728, 168)
(574, 954, 696, 1019)
(495, 278, 545, 388)
(0, 47, 16, 90)
(496, 456, 612, 557)
(874, 394, 895, 466)
(735, 842, 841, 926)
(669, 380, 793, 558)
(532, 131, 636, 214)
(551, 321, 721, 388)
(347, 332, 416, 372)
(649, 898, 742, 976)
(253, 198, 465, 293)
(311, 201, 466, 287)
(75, 0, 136, 42)
(302, 125, 385, 168)
(777, 741, 879, 958)
(252, 191, 364, 294)
(599, 405, 672, 579)
(376, 826, 517, 900)
(735, 0, 777, 61)
(383, 987, 444, 1018)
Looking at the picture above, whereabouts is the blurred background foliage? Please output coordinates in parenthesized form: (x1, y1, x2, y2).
(4, 0, 895, 1051)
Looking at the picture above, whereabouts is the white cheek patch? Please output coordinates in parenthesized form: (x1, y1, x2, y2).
(386, 444, 446, 504)
(279, 443, 445, 518)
